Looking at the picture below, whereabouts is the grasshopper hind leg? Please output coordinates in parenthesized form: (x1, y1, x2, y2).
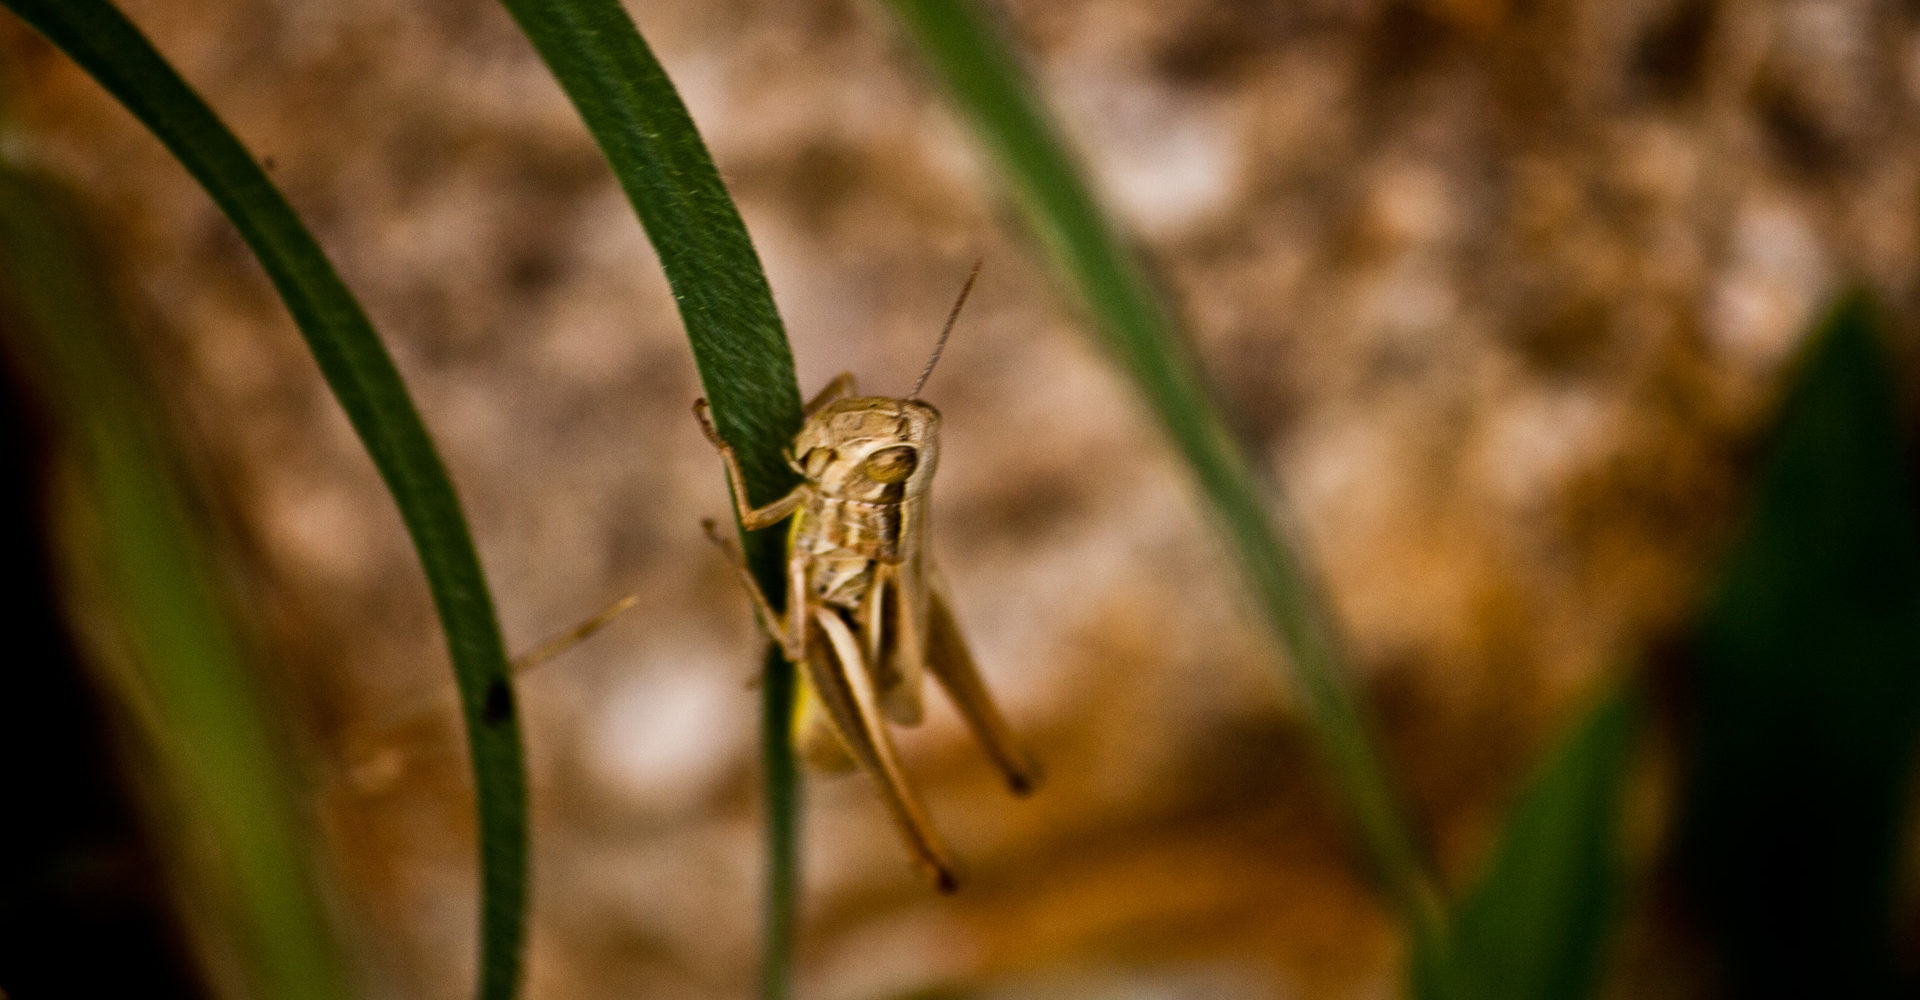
(806, 606, 965, 892)
(926, 584, 1043, 797)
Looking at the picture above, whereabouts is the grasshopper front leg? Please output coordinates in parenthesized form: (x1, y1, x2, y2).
(804, 372, 858, 416)
(693, 399, 805, 530)
(699, 518, 803, 662)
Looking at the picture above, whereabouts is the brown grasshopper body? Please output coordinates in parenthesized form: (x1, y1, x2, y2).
(694, 272, 1037, 892)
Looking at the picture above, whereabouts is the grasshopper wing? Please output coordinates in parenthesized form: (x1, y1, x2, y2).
(864, 559, 930, 726)
(925, 566, 1041, 796)
(803, 605, 963, 892)
(792, 673, 858, 772)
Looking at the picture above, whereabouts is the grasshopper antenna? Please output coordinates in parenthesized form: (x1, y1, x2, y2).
(910, 259, 981, 399)
(340, 591, 639, 797)
(512, 593, 639, 674)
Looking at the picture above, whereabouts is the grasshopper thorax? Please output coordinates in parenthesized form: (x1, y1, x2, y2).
(790, 397, 942, 504)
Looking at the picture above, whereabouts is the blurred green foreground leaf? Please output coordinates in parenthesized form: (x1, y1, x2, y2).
(882, 0, 1443, 941)
(0, 163, 351, 1000)
(0, 1, 529, 995)
(1412, 690, 1637, 1000)
(1674, 293, 1920, 998)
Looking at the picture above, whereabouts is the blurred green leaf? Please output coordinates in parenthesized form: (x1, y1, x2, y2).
(1413, 689, 1636, 1000)
(0, 163, 351, 1000)
(880, 0, 1441, 938)
(485, 2, 805, 994)
(0, 2, 528, 996)
(1674, 292, 1920, 998)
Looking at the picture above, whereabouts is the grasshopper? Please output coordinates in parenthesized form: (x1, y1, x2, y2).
(694, 265, 1038, 892)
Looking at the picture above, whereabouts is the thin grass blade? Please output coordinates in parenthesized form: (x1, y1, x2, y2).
(483, 2, 806, 994)
(880, 0, 1443, 941)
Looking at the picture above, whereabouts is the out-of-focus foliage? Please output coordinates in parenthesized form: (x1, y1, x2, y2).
(1412, 689, 1636, 1000)
(1674, 293, 1920, 998)
(0, 161, 351, 1000)
(883, 0, 1441, 942)
(0, 1, 528, 995)
(1414, 291, 1920, 1000)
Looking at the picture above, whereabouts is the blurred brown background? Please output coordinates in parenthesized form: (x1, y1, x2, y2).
(5, 0, 1920, 996)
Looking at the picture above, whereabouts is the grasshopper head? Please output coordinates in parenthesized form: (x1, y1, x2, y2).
(791, 397, 941, 501)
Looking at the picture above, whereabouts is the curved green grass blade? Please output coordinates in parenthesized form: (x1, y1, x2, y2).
(484, 3, 805, 994)
(880, 0, 1443, 940)
(0, 157, 353, 1000)
(0, 2, 529, 996)
(1412, 688, 1636, 1000)
(491, 0, 804, 505)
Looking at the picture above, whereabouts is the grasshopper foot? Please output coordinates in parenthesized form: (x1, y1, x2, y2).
(1005, 753, 1045, 797)
(700, 517, 737, 554)
(925, 855, 966, 895)
(692, 398, 726, 448)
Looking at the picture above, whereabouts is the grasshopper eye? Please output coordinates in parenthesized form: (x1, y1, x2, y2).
(862, 445, 918, 484)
